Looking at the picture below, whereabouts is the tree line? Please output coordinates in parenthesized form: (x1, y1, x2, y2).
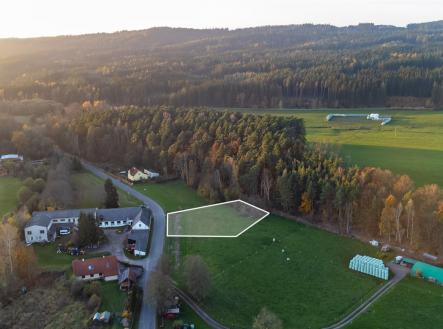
(48, 107, 443, 255)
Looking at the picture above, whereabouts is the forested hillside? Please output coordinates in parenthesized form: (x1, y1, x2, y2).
(1, 22, 443, 108)
(45, 107, 443, 254)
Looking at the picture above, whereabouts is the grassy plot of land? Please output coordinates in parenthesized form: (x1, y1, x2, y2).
(176, 215, 382, 329)
(222, 108, 443, 187)
(137, 181, 383, 329)
(168, 200, 267, 237)
(133, 180, 206, 212)
(0, 177, 22, 217)
(72, 171, 140, 208)
(341, 144, 443, 187)
(346, 277, 443, 329)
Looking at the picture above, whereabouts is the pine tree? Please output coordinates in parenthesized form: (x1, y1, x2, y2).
(104, 179, 119, 208)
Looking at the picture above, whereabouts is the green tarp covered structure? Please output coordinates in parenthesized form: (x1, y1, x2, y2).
(411, 261, 443, 284)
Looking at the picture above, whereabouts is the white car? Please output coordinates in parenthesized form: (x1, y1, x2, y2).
(59, 228, 71, 235)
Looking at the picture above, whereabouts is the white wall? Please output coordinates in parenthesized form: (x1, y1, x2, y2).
(25, 225, 48, 244)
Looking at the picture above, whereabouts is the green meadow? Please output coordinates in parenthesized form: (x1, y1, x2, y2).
(0, 177, 22, 217)
(346, 277, 443, 329)
(138, 181, 383, 329)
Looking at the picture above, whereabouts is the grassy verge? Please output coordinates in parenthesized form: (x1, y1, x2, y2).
(162, 303, 211, 329)
(133, 180, 206, 212)
(346, 277, 443, 329)
(0, 177, 22, 217)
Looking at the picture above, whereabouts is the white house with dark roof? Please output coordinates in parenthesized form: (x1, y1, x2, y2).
(25, 206, 152, 251)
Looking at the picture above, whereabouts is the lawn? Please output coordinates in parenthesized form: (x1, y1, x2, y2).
(168, 200, 268, 237)
(72, 171, 140, 208)
(33, 242, 110, 271)
(346, 277, 443, 329)
(0, 177, 22, 217)
(219, 108, 443, 187)
(137, 181, 384, 329)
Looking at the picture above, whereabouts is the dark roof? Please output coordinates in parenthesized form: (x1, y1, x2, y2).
(128, 230, 149, 252)
(26, 206, 151, 229)
(72, 255, 119, 277)
(131, 206, 152, 227)
(26, 208, 96, 228)
(119, 268, 137, 284)
(97, 206, 150, 224)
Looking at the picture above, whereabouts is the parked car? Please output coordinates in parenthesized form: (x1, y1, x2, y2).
(59, 228, 71, 235)
(182, 324, 195, 329)
(163, 307, 180, 319)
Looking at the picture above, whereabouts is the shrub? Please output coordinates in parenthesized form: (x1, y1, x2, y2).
(70, 280, 85, 297)
(87, 294, 101, 311)
(83, 281, 101, 298)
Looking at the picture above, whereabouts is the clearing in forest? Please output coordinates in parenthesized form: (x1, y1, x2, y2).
(167, 199, 269, 237)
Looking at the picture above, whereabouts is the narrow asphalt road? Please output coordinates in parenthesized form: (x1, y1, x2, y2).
(323, 263, 410, 329)
(82, 161, 165, 329)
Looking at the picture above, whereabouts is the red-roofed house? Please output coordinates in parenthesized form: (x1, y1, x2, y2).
(72, 255, 119, 281)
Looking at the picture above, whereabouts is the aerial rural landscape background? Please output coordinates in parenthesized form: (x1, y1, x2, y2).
(0, 1, 443, 329)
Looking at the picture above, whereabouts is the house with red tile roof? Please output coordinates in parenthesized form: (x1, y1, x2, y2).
(72, 255, 119, 281)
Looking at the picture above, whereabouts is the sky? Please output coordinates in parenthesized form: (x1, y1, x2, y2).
(0, 0, 441, 38)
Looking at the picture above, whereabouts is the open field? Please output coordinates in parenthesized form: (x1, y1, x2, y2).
(0, 177, 22, 217)
(133, 180, 206, 212)
(72, 171, 140, 208)
(346, 277, 443, 329)
(221, 108, 443, 187)
(138, 181, 384, 329)
(167, 200, 268, 237)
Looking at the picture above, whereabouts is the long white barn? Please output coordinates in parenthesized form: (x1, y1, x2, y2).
(25, 206, 152, 245)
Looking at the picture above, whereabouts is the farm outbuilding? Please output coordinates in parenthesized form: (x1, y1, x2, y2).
(411, 261, 443, 284)
(349, 255, 389, 280)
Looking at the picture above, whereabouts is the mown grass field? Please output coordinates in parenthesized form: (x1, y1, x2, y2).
(168, 201, 266, 237)
(72, 171, 140, 208)
(138, 181, 384, 329)
(222, 108, 443, 187)
(0, 177, 22, 217)
(346, 277, 443, 329)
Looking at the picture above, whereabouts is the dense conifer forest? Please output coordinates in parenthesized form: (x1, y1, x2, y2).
(1, 21, 443, 108)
